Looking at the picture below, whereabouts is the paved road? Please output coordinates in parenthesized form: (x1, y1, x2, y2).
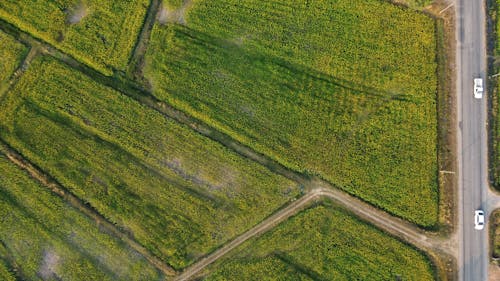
(456, 0, 489, 280)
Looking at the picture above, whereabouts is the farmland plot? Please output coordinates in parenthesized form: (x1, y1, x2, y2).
(0, 0, 149, 74)
(145, 0, 439, 226)
(0, 30, 27, 84)
(201, 201, 435, 281)
(0, 56, 300, 269)
(0, 154, 163, 281)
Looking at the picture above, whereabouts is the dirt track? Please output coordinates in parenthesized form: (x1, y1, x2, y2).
(0, 8, 457, 281)
(175, 182, 454, 281)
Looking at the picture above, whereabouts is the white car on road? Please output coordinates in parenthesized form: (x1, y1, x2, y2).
(474, 78, 483, 99)
(474, 210, 485, 230)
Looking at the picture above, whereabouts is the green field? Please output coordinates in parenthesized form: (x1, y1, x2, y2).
(0, 30, 27, 84)
(202, 201, 435, 281)
(0, 55, 300, 269)
(0, 0, 149, 74)
(145, 0, 439, 226)
(0, 153, 163, 280)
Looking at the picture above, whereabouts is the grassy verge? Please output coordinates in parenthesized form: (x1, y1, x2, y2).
(490, 0, 500, 189)
(0, 55, 300, 270)
(491, 210, 500, 258)
(0, 153, 163, 280)
(145, 0, 439, 226)
(200, 200, 435, 280)
(0, 0, 149, 75)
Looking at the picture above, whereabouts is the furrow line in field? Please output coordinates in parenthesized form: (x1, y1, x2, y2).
(0, 141, 177, 277)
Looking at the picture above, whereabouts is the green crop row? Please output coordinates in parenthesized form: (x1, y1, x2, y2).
(0, 153, 162, 280)
(0, 0, 149, 74)
(144, 0, 439, 226)
(0, 30, 27, 84)
(0, 259, 15, 281)
(202, 201, 435, 281)
(0, 55, 299, 269)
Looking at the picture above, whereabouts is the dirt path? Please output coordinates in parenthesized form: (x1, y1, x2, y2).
(173, 190, 322, 281)
(0, 142, 177, 277)
(175, 182, 454, 281)
(0, 17, 456, 280)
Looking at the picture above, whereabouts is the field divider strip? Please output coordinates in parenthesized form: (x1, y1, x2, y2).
(0, 44, 40, 102)
(127, 0, 161, 80)
(0, 140, 177, 277)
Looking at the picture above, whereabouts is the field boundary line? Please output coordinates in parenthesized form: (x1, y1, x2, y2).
(127, 0, 161, 81)
(0, 141, 177, 277)
(0, 43, 40, 102)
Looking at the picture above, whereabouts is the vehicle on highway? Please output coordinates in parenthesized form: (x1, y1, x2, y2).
(474, 210, 485, 230)
(474, 78, 483, 99)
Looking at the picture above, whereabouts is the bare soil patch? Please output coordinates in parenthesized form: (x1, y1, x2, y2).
(158, 0, 193, 25)
(38, 249, 60, 280)
(66, 1, 89, 25)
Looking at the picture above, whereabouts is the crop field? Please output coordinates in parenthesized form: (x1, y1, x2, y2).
(0, 0, 149, 74)
(0, 55, 300, 269)
(0, 30, 27, 85)
(0, 153, 163, 280)
(145, 0, 439, 226)
(201, 200, 435, 280)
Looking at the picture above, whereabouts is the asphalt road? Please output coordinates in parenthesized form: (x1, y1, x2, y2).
(456, 0, 489, 280)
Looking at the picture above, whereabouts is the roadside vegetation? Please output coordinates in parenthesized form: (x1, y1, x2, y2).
(491, 0, 500, 188)
(0, 0, 149, 74)
(0, 153, 163, 280)
(200, 200, 435, 281)
(0, 30, 27, 84)
(145, 0, 439, 226)
(0, 56, 300, 270)
(491, 210, 500, 258)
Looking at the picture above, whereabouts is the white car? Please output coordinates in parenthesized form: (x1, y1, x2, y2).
(474, 210, 485, 230)
(474, 78, 483, 99)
